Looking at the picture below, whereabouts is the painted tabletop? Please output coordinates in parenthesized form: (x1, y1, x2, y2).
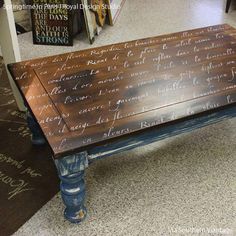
(8, 24, 236, 158)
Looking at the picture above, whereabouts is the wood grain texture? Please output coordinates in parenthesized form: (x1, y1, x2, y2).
(8, 24, 236, 158)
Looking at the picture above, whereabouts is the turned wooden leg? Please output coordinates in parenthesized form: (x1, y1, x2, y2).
(226, 0, 232, 13)
(26, 110, 46, 145)
(59, 171, 87, 223)
(55, 152, 89, 223)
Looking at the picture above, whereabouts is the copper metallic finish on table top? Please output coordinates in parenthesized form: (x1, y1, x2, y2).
(8, 24, 236, 158)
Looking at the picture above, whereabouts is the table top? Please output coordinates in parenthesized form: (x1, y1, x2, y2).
(8, 24, 236, 158)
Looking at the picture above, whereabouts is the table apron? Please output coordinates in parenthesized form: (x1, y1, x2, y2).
(88, 106, 236, 161)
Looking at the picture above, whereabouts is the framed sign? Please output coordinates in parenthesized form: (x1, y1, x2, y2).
(81, 0, 107, 44)
(30, 0, 74, 46)
(106, 0, 126, 25)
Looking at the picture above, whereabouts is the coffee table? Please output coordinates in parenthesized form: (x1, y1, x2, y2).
(8, 24, 236, 223)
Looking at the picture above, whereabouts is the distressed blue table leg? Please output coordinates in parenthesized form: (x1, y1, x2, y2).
(26, 110, 46, 145)
(55, 152, 89, 223)
(59, 171, 87, 223)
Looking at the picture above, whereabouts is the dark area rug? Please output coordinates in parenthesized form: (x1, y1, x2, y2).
(0, 58, 59, 236)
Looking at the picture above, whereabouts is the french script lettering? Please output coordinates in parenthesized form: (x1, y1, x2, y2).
(9, 24, 236, 155)
(87, 58, 107, 65)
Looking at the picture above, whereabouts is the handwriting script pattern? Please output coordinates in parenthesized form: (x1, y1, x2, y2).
(9, 24, 236, 158)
